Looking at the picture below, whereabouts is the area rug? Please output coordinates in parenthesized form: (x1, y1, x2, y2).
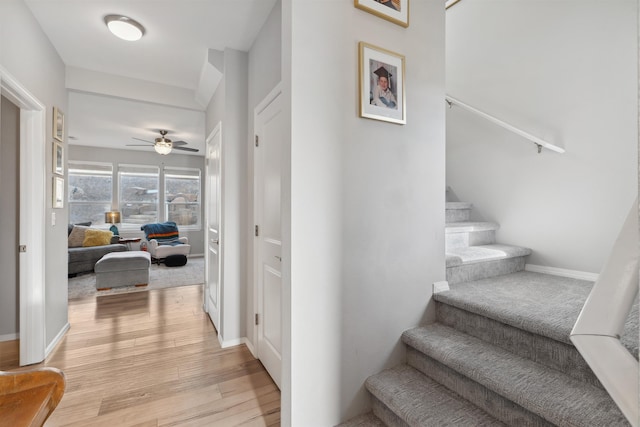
(68, 256, 204, 299)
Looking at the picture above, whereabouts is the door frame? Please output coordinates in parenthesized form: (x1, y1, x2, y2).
(0, 66, 46, 365)
(204, 122, 223, 334)
(252, 83, 282, 363)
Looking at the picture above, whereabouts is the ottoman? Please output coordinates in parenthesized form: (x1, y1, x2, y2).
(94, 251, 151, 290)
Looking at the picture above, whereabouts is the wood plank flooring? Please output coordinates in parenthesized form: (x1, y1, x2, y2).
(0, 285, 280, 426)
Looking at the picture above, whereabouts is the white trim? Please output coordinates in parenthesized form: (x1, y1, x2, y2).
(244, 337, 257, 358)
(446, 95, 565, 154)
(0, 333, 19, 342)
(45, 322, 70, 357)
(218, 335, 245, 349)
(524, 264, 599, 282)
(570, 199, 639, 425)
(0, 65, 47, 367)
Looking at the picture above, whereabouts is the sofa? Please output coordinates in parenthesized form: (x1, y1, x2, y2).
(68, 223, 127, 276)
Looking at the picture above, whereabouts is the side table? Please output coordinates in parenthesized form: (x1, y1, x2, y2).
(118, 237, 142, 251)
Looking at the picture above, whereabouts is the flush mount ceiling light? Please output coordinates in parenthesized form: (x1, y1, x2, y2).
(104, 15, 145, 41)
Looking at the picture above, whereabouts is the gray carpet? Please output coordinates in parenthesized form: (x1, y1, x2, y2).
(68, 256, 204, 299)
(434, 271, 639, 357)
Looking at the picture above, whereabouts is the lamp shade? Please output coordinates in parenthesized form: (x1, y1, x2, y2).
(154, 142, 172, 155)
(105, 211, 121, 224)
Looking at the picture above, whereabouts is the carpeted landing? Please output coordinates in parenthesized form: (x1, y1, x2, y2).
(68, 256, 204, 299)
(339, 271, 636, 426)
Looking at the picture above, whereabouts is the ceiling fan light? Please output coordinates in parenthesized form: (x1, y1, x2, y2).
(104, 15, 145, 41)
(154, 143, 172, 155)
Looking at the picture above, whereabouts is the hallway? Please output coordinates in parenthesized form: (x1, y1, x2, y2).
(0, 285, 280, 426)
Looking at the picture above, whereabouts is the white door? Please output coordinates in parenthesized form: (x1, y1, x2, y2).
(255, 87, 284, 388)
(205, 124, 222, 332)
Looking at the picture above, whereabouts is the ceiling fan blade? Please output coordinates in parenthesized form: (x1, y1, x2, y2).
(126, 144, 153, 147)
(173, 146, 199, 152)
(171, 140, 188, 146)
(132, 137, 154, 144)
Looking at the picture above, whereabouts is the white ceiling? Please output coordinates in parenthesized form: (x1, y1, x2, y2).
(24, 0, 278, 156)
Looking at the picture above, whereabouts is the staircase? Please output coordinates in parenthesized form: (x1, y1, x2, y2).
(340, 198, 638, 426)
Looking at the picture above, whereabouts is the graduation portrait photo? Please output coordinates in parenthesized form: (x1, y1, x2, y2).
(358, 42, 406, 125)
(354, 0, 409, 27)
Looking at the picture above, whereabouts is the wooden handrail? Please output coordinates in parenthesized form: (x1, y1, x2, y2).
(0, 367, 65, 427)
(445, 0, 463, 9)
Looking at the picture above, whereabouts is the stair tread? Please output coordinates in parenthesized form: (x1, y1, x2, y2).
(366, 365, 505, 426)
(337, 412, 386, 427)
(445, 221, 499, 233)
(403, 323, 629, 426)
(434, 271, 638, 357)
(446, 244, 531, 267)
(446, 202, 473, 210)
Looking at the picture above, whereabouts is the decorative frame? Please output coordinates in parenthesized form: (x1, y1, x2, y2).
(53, 107, 64, 142)
(358, 42, 406, 125)
(53, 176, 64, 209)
(53, 141, 64, 176)
(354, 0, 409, 27)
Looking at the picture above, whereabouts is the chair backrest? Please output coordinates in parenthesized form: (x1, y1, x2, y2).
(0, 367, 65, 426)
(141, 221, 181, 244)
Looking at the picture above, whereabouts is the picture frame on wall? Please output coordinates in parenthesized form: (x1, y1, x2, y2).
(53, 141, 64, 176)
(358, 42, 406, 125)
(354, 0, 409, 28)
(53, 106, 64, 142)
(53, 176, 64, 209)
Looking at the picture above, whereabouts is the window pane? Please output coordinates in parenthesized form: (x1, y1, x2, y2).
(119, 166, 159, 225)
(165, 168, 201, 227)
(68, 162, 113, 224)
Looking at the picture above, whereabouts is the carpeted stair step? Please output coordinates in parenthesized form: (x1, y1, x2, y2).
(336, 411, 386, 426)
(446, 244, 531, 284)
(365, 364, 505, 426)
(434, 271, 638, 360)
(445, 221, 498, 249)
(402, 323, 630, 426)
(446, 202, 473, 222)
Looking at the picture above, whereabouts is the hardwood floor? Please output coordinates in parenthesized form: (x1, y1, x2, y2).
(0, 285, 280, 426)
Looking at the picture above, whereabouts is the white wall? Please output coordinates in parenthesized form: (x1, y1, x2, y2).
(246, 0, 282, 351)
(446, 0, 638, 274)
(0, 96, 19, 338)
(205, 48, 249, 345)
(68, 145, 206, 254)
(283, 0, 445, 424)
(0, 0, 69, 347)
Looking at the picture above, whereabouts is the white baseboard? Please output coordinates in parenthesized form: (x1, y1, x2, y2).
(218, 335, 256, 355)
(45, 322, 70, 357)
(244, 338, 257, 358)
(525, 264, 599, 281)
(0, 333, 19, 342)
(188, 253, 204, 258)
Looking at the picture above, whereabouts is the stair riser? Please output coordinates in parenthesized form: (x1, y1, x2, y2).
(436, 303, 601, 388)
(446, 208, 471, 222)
(446, 257, 525, 285)
(371, 396, 410, 427)
(446, 230, 495, 250)
(406, 348, 554, 427)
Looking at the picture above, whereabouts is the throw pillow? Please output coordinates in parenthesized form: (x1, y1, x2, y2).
(68, 225, 90, 247)
(67, 221, 91, 236)
(82, 229, 114, 247)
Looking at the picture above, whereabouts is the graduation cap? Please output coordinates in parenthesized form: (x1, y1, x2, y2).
(373, 66, 392, 80)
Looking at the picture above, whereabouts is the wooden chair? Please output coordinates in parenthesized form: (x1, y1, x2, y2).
(0, 367, 65, 427)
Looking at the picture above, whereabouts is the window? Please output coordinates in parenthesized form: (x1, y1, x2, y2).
(68, 162, 113, 224)
(164, 167, 201, 229)
(118, 165, 159, 226)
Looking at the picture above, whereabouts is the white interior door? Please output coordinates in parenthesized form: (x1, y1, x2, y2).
(205, 124, 222, 332)
(255, 87, 283, 388)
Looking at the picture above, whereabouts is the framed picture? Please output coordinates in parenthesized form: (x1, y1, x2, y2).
(354, 0, 409, 28)
(53, 107, 64, 142)
(359, 42, 406, 125)
(53, 176, 64, 209)
(53, 141, 64, 176)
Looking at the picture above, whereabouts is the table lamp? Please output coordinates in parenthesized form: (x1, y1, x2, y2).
(105, 211, 121, 236)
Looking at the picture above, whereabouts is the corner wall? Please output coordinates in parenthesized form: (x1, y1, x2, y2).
(446, 0, 638, 274)
(284, 0, 446, 423)
(1, 0, 69, 348)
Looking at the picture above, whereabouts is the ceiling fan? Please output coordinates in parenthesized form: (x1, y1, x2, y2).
(127, 130, 199, 155)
